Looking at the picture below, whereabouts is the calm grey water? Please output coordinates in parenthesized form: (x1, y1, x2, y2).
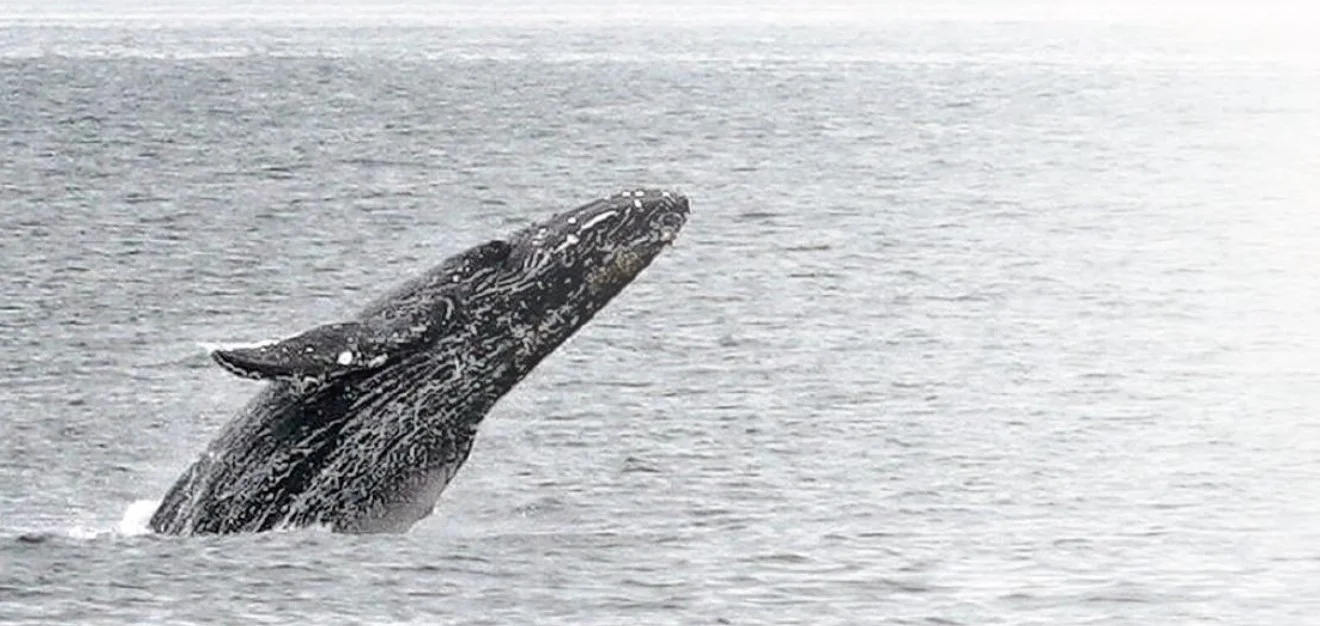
(2, 2, 1319, 624)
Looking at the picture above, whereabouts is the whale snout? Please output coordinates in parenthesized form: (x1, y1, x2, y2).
(499, 188, 689, 283)
(652, 192, 689, 243)
(656, 213, 683, 243)
(629, 189, 688, 248)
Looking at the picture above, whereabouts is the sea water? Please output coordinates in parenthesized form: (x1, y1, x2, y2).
(2, 1, 1318, 624)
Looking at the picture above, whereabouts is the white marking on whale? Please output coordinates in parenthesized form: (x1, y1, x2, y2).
(577, 210, 617, 232)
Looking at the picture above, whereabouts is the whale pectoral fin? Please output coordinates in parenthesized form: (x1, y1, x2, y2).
(212, 322, 395, 382)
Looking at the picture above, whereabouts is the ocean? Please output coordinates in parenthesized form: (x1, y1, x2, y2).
(2, 1, 1318, 623)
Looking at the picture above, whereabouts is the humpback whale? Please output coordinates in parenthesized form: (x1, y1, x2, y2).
(150, 189, 689, 535)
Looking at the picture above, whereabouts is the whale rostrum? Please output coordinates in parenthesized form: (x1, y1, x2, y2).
(150, 189, 689, 535)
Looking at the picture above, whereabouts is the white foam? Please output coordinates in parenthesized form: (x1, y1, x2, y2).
(117, 500, 160, 536)
(64, 525, 102, 540)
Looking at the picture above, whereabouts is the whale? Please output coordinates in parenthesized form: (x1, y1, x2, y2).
(149, 189, 689, 535)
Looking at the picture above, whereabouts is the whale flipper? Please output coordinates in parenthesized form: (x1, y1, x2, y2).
(210, 241, 513, 385)
(212, 292, 460, 383)
(212, 322, 400, 382)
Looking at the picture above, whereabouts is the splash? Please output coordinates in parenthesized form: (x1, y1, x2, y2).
(117, 500, 160, 536)
(9, 502, 159, 543)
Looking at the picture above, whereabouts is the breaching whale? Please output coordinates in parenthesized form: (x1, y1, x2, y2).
(150, 189, 689, 535)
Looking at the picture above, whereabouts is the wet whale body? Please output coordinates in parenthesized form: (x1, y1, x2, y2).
(150, 189, 689, 535)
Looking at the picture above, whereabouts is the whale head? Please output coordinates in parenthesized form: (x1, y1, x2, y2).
(206, 189, 687, 392)
(510, 188, 688, 292)
(479, 188, 689, 365)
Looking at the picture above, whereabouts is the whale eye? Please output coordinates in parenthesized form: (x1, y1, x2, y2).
(655, 211, 684, 230)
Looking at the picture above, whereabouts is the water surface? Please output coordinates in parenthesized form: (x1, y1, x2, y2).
(2, 2, 1319, 624)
